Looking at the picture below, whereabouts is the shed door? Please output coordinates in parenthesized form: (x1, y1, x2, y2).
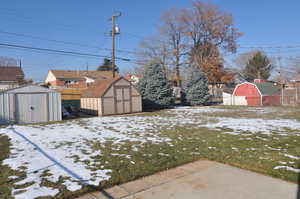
(115, 87, 131, 114)
(16, 93, 48, 123)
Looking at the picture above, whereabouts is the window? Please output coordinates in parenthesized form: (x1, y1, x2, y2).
(64, 80, 79, 86)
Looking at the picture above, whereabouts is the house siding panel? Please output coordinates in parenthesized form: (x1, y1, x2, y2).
(103, 98, 115, 115)
(131, 96, 142, 112)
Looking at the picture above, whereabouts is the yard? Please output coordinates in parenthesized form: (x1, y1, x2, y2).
(0, 106, 300, 199)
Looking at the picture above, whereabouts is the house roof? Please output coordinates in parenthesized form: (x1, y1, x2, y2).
(0, 66, 24, 81)
(124, 73, 141, 81)
(124, 73, 132, 81)
(50, 70, 119, 80)
(81, 77, 124, 98)
(253, 82, 281, 96)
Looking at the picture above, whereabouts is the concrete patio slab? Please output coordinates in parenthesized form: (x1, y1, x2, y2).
(91, 186, 129, 199)
(119, 178, 152, 194)
(77, 160, 298, 199)
(142, 172, 171, 186)
(160, 167, 189, 179)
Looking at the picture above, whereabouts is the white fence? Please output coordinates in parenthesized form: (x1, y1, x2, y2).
(222, 92, 247, 105)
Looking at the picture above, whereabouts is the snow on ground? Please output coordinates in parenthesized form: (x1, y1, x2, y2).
(0, 106, 299, 198)
(0, 116, 173, 198)
(170, 107, 300, 136)
(283, 154, 300, 160)
(205, 118, 300, 135)
(274, 166, 300, 173)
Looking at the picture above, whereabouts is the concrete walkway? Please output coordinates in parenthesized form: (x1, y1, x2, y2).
(78, 160, 298, 199)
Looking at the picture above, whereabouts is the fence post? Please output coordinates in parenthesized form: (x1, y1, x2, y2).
(296, 87, 298, 105)
(281, 87, 284, 106)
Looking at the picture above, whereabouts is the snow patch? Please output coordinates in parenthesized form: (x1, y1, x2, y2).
(283, 154, 300, 160)
(274, 166, 300, 173)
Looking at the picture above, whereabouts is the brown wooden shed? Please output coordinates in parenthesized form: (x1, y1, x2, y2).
(80, 77, 142, 116)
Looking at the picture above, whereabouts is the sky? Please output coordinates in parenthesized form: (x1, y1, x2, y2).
(0, 0, 300, 81)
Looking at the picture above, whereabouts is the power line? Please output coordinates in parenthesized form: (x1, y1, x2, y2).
(238, 45, 300, 49)
(0, 30, 138, 55)
(124, 32, 300, 49)
(0, 42, 136, 61)
(2, 9, 300, 53)
(0, 42, 143, 65)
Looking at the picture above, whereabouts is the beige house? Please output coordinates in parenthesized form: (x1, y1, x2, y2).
(45, 70, 119, 89)
(81, 77, 142, 116)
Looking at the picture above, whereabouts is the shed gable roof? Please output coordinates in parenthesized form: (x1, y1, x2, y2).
(82, 77, 125, 98)
(0, 84, 58, 93)
(50, 70, 119, 80)
(0, 66, 24, 81)
(253, 82, 281, 95)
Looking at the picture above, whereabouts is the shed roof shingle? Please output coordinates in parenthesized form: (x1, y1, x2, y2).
(82, 77, 123, 98)
(0, 66, 24, 81)
(253, 82, 281, 96)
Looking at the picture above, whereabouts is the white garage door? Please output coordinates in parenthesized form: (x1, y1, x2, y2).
(16, 93, 48, 123)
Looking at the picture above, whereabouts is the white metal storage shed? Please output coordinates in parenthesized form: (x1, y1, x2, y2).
(0, 85, 62, 124)
(81, 77, 142, 116)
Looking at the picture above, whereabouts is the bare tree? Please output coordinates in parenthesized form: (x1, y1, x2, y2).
(0, 56, 19, 66)
(135, 0, 242, 90)
(233, 50, 261, 69)
(288, 56, 300, 73)
(159, 8, 188, 87)
(179, 1, 243, 85)
(274, 56, 300, 81)
(135, 36, 172, 76)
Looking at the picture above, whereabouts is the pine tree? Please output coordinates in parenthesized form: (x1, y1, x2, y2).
(137, 62, 174, 109)
(182, 66, 210, 106)
(243, 51, 273, 81)
(97, 58, 119, 72)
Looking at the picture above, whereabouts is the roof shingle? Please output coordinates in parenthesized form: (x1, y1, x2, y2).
(0, 66, 24, 81)
(82, 77, 123, 98)
(253, 82, 281, 96)
(50, 70, 119, 80)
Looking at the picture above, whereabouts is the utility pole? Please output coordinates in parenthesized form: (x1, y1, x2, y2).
(277, 49, 284, 105)
(86, 62, 89, 75)
(110, 13, 121, 78)
(278, 49, 282, 83)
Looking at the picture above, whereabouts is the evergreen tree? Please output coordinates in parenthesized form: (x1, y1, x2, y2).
(137, 62, 174, 109)
(97, 58, 119, 72)
(243, 51, 273, 81)
(182, 66, 210, 106)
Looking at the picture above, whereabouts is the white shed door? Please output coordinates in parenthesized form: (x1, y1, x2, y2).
(16, 93, 48, 123)
(115, 87, 131, 114)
